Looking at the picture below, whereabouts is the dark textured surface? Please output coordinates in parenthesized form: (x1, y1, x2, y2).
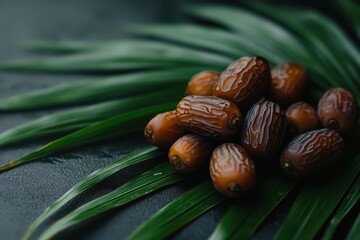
(0, 0, 339, 240)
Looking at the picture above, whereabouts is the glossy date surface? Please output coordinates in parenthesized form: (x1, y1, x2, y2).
(213, 56, 270, 110)
(242, 100, 287, 160)
(280, 128, 344, 179)
(176, 95, 242, 140)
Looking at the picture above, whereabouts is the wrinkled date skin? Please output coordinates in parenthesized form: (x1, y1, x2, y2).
(185, 71, 220, 96)
(176, 95, 242, 140)
(213, 56, 271, 110)
(210, 143, 256, 198)
(280, 129, 344, 179)
(168, 134, 215, 174)
(285, 102, 319, 135)
(268, 63, 308, 106)
(242, 100, 287, 160)
(318, 88, 358, 136)
(144, 110, 187, 149)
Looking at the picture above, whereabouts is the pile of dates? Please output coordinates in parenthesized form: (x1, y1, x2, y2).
(144, 56, 358, 198)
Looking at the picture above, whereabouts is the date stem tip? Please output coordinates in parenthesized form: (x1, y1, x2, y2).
(144, 127, 153, 139)
(172, 156, 182, 169)
(283, 162, 293, 171)
(228, 183, 242, 193)
(328, 119, 339, 131)
(229, 116, 241, 129)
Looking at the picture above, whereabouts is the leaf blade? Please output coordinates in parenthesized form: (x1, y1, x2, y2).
(37, 162, 185, 240)
(0, 89, 183, 147)
(0, 68, 199, 110)
(322, 176, 360, 240)
(22, 146, 162, 240)
(0, 40, 230, 72)
(0, 102, 176, 172)
(128, 181, 223, 240)
(209, 174, 294, 240)
(275, 154, 360, 240)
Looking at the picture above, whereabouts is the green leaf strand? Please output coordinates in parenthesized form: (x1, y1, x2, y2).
(0, 40, 230, 72)
(128, 181, 223, 240)
(22, 146, 162, 240)
(209, 174, 294, 240)
(37, 162, 185, 240)
(0, 102, 176, 172)
(0, 89, 183, 147)
(275, 154, 360, 240)
(322, 176, 360, 240)
(129, 24, 285, 63)
(346, 213, 360, 240)
(0, 68, 199, 110)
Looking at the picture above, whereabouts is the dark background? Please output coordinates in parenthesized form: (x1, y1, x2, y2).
(0, 0, 354, 239)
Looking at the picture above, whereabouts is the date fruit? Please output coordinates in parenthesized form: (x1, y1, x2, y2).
(281, 128, 344, 179)
(318, 88, 358, 136)
(144, 110, 187, 149)
(185, 71, 220, 96)
(268, 63, 308, 106)
(210, 143, 256, 198)
(242, 100, 287, 160)
(212, 56, 271, 110)
(285, 102, 319, 135)
(168, 134, 215, 174)
(176, 95, 242, 140)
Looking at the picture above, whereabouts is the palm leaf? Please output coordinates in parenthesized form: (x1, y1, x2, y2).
(0, 40, 230, 72)
(22, 146, 161, 240)
(128, 181, 223, 240)
(336, 0, 360, 39)
(275, 154, 360, 240)
(187, 5, 315, 61)
(0, 89, 183, 147)
(250, 2, 360, 98)
(36, 162, 185, 240)
(129, 24, 285, 62)
(322, 175, 360, 240)
(347, 214, 360, 240)
(0, 69, 201, 110)
(209, 174, 293, 240)
(186, 5, 336, 90)
(0, 102, 176, 172)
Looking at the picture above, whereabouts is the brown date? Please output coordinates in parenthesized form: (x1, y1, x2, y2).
(285, 102, 319, 135)
(280, 128, 344, 179)
(185, 71, 220, 96)
(168, 134, 215, 174)
(268, 63, 308, 106)
(144, 110, 187, 149)
(176, 95, 242, 140)
(242, 100, 287, 160)
(212, 56, 271, 110)
(318, 88, 358, 136)
(210, 143, 256, 198)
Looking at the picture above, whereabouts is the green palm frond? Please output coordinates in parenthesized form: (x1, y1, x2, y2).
(0, 1, 359, 240)
(37, 162, 185, 240)
(22, 146, 161, 240)
(0, 40, 230, 72)
(347, 214, 360, 240)
(209, 174, 293, 239)
(323, 175, 360, 239)
(275, 154, 360, 240)
(0, 89, 182, 147)
(0, 68, 200, 110)
(128, 181, 223, 240)
(0, 102, 175, 172)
